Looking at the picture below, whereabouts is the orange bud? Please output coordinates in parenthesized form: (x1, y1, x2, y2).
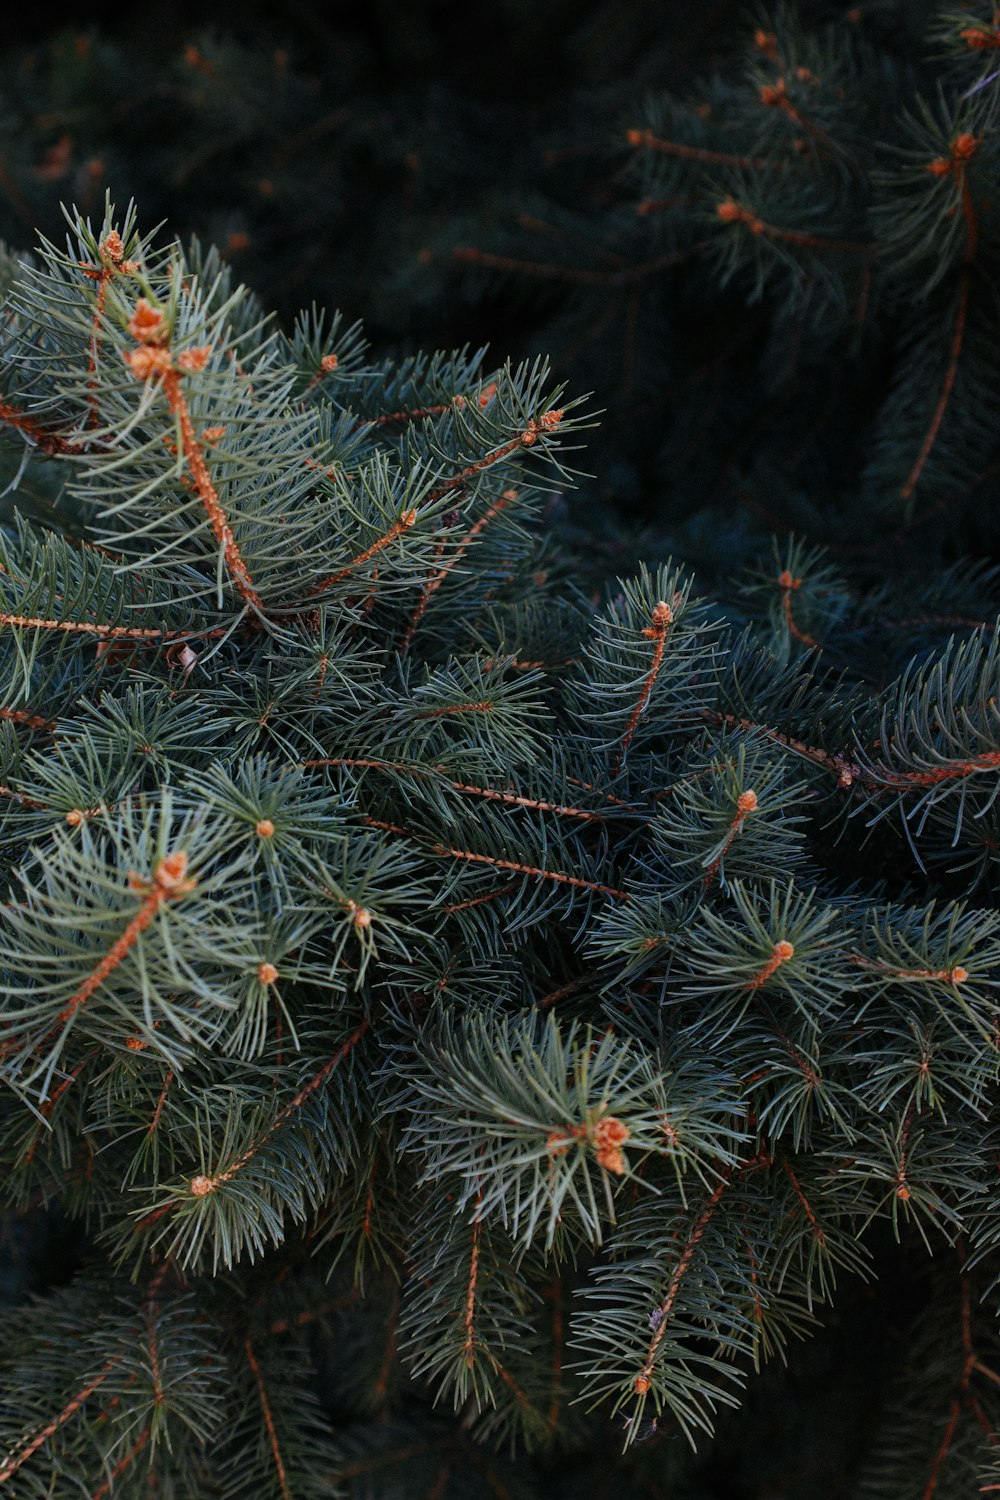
(737, 790, 759, 812)
(634, 1375, 652, 1394)
(257, 961, 279, 985)
(255, 818, 275, 838)
(190, 1175, 214, 1197)
(774, 940, 795, 962)
(961, 25, 1000, 48)
(127, 298, 167, 345)
(176, 346, 211, 373)
(123, 346, 172, 382)
(593, 1115, 630, 1149)
(154, 852, 194, 893)
(596, 1146, 627, 1175)
(65, 809, 84, 827)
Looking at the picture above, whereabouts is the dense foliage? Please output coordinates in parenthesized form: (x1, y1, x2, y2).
(3, 3, 1000, 1497)
(0, 198, 999, 1497)
(3, 2, 1000, 562)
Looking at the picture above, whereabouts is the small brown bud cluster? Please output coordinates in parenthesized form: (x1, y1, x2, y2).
(522, 409, 565, 446)
(126, 850, 197, 898)
(928, 133, 981, 176)
(122, 298, 210, 382)
(716, 198, 765, 234)
(961, 24, 1000, 49)
(643, 594, 683, 640)
(593, 1115, 631, 1175)
(153, 852, 195, 893)
(545, 1114, 631, 1175)
(99, 230, 139, 274)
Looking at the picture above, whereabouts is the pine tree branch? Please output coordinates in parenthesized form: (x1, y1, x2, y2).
(90, 1427, 151, 1500)
(398, 489, 516, 651)
(0, 1360, 119, 1486)
(244, 1341, 292, 1500)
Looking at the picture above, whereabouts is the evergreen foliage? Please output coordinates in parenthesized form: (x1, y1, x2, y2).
(6, 3, 1000, 569)
(3, 4, 1000, 1496)
(1, 192, 1000, 1497)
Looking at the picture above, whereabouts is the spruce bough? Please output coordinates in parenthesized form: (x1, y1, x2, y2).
(1, 206, 1000, 1496)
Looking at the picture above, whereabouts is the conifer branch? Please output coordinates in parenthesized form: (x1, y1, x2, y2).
(463, 1206, 482, 1369)
(0, 401, 83, 455)
(185, 1021, 369, 1199)
(900, 270, 970, 505)
(632, 1172, 733, 1397)
(425, 412, 564, 506)
(0, 705, 56, 735)
(703, 789, 758, 889)
(715, 198, 871, 254)
(745, 940, 795, 990)
(877, 748, 1000, 789)
(122, 301, 263, 612)
(244, 1341, 292, 1500)
(429, 843, 629, 899)
(781, 1160, 826, 1244)
(398, 489, 516, 651)
(0, 612, 162, 639)
(306, 755, 604, 822)
(625, 126, 769, 170)
(309, 509, 417, 593)
(90, 1427, 151, 1499)
(81, 230, 139, 427)
(776, 570, 819, 649)
(615, 597, 678, 771)
(41, 852, 195, 1043)
(0, 1360, 119, 1485)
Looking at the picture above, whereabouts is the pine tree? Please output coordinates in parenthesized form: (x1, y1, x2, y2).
(410, 0, 1000, 562)
(1, 197, 1000, 1497)
(8, 4, 1000, 577)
